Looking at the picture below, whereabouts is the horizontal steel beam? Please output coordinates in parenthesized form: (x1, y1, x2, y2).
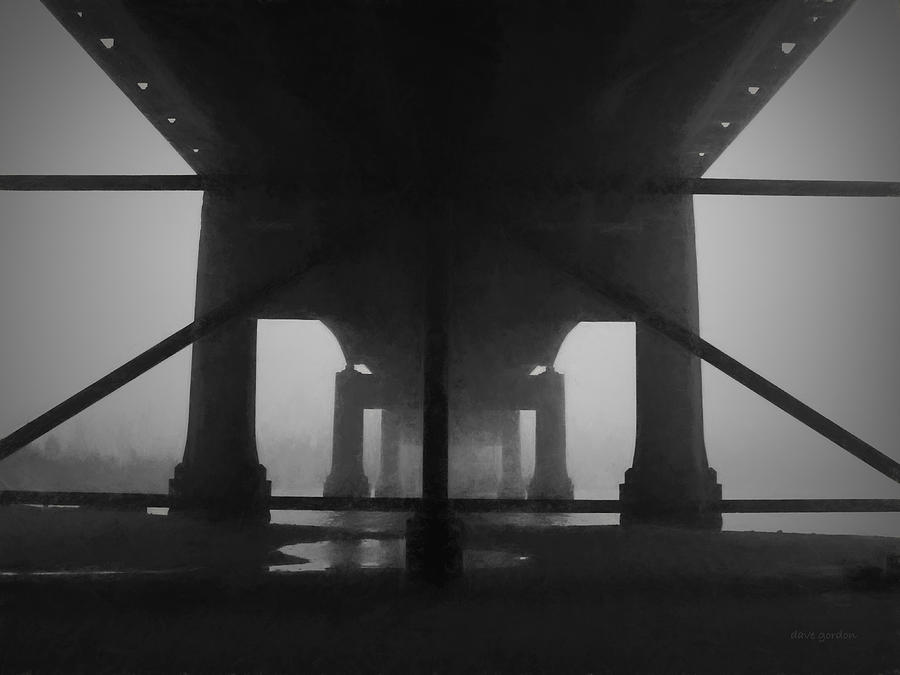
(3, 492, 900, 513)
(2, 175, 899, 197)
(0, 175, 205, 191)
(683, 178, 900, 197)
(719, 499, 900, 513)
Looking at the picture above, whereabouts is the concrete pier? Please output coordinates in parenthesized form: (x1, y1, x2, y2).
(170, 191, 270, 522)
(324, 367, 372, 498)
(528, 368, 574, 499)
(617, 195, 721, 528)
(406, 215, 464, 583)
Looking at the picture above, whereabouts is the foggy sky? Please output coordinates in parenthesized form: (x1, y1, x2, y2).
(0, 0, 898, 535)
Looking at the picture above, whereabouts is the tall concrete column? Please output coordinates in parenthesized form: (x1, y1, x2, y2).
(617, 195, 721, 528)
(528, 368, 574, 499)
(406, 212, 463, 583)
(324, 366, 371, 497)
(375, 408, 403, 497)
(170, 190, 270, 521)
(498, 410, 526, 498)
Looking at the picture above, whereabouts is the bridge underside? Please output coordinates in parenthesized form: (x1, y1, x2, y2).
(28, 0, 864, 578)
(38, 0, 852, 378)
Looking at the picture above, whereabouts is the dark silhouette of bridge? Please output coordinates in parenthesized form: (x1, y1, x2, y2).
(1, 0, 899, 583)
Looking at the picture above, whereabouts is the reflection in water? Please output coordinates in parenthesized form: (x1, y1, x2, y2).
(269, 510, 618, 530)
(272, 539, 403, 572)
(270, 538, 531, 573)
(263, 509, 618, 573)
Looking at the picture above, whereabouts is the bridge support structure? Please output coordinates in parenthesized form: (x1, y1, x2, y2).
(3, 172, 897, 574)
(405, 213, 464, 584)
(528, 368, 574, 499)
(324, 367, 383, 498)
(616, 194, 722, 528)
(169, 190, 270, 522)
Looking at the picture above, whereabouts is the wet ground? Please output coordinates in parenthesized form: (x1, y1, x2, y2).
(0, 505, 898, 673)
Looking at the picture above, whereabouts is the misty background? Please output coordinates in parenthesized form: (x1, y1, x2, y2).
(0, 0, 898, 535)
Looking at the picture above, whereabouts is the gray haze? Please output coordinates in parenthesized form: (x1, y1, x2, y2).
(0, 0, 898, 535)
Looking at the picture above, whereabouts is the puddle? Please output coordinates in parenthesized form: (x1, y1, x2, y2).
(270, 538, 404, 572)
(269, 538, 531, 573)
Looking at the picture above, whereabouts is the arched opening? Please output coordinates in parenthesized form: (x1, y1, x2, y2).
(255, 319, 346, 496)
(553, 321, 636, 501)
